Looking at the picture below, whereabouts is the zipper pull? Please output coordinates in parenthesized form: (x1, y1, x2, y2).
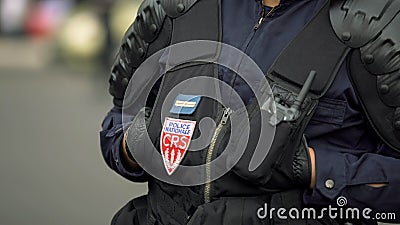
(254, 6, 266, 30)
(221, 108, 233, 125)
(254, 16, 264, 30)
(253, 6, 277, 30)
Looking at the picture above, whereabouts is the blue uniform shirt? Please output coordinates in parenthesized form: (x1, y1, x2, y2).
(100, 0, 400, 215)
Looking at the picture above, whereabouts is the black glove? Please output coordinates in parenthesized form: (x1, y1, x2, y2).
(231, 102, 312, 192)
(265, 135, 312, 190)
(125, 107, 152, 160)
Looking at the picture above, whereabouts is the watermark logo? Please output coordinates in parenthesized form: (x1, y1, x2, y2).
(122, 40, 277, 186)
(336, 196, 347, 207)
(257, 196, 396, 221)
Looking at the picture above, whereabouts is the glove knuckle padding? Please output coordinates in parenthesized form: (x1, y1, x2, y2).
(109, 0, 173, 108)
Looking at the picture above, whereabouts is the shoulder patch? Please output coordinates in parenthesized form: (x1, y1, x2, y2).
(158, 0, 199, 18)
(330, 0, 400, 48)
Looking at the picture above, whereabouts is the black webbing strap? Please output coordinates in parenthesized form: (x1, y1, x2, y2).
(267, 0, 349, 98)
(154, 186, 189, 224)
(149, 180, 203, 225)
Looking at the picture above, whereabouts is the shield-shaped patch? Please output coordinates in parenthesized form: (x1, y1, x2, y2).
(160, 117, 196, 175)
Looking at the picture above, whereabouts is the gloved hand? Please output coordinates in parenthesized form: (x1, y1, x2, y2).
(264, 135, 312, 190)
(124, 107, 152, 163)
(231, 102, 313, 192)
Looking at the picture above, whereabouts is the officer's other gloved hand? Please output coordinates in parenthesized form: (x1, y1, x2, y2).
(266, 135, 312, 190)
(125, 107, 152, 160)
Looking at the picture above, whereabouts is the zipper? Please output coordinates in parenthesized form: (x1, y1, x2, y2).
(203, 1, 281, 204)
(204, 107, 233, 203)
(228, 4, 279, 98)
(253, 6, 266, 30)
(253, 5, 277, 30)
(228, 3, 279, 102)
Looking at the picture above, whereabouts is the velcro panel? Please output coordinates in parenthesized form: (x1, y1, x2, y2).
(268, 2, 348, 97)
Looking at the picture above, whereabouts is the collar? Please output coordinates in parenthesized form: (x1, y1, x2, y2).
(254, 0, 298, 5)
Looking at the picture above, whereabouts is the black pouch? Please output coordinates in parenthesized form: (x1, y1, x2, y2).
(187, 195, 272, 225)
(270, 189, 342, 225)
(111, 195, 149, 225)
(229, 84, 318, 191)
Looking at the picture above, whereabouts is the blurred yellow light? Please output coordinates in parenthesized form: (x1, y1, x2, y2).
(58, 11, 106, 60)
(110, 0, 141, 43)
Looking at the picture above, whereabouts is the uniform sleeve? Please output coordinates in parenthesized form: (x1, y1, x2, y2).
(304, 144, 400, 220)
(99, 0, 171, 182)
(302, 60, 400, 220)
(100, 107, 149, 182)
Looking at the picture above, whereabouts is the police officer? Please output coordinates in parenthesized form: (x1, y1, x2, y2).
(100, 0, 400, 224)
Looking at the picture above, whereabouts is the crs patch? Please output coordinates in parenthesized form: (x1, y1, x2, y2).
(160, 117, 196, 175)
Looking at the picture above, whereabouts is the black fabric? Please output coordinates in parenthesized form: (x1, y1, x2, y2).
(187, 196, 272, 225)
(268, 1, 348, 97)
(146, 64, 220, 167)
(270, 190, 350, 225)
(148, 181, 192, 225)
(270, 190, 309, 225)
(109, 192, 363, 225)
(111, 195, 148, 225)
(169, 0, 221, 44)
(147, 180, 207, 225)
(145, 0, 223, 223)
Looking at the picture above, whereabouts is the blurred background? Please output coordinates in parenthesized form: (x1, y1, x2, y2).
(0, 0, 147, 224)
